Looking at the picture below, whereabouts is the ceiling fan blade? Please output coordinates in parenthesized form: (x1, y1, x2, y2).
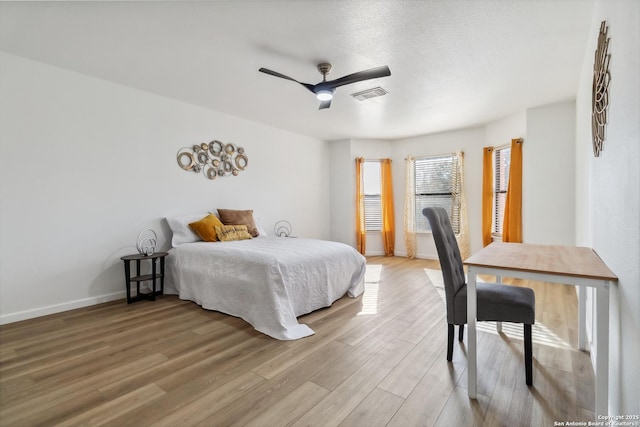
(324, 65, 391, 90)
(258, 68, 314, 92)
(318, 99, 332, 110)
(258, 67, 297, 82)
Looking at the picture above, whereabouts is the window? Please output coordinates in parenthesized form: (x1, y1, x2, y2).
(493, 146, 511, 234)
(363, 160, 382, 231)
(414, 154, 460, 233)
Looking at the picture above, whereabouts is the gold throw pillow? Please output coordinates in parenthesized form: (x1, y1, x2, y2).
(215, 225, 253, 242)
(188, 214, 224, 242)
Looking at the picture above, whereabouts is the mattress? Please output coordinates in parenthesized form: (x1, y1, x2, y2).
(164, 236, 366, 340)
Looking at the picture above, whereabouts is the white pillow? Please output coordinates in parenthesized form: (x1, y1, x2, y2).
(254, 215, 268, 236)
(166, 213, 209, 247)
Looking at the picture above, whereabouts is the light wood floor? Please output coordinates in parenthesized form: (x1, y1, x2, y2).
(0, 256, 595, 426)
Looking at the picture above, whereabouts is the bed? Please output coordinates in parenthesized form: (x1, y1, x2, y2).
(164, 236, 366, 340)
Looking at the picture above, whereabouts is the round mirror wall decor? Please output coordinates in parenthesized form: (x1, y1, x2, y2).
(592, 21, 611, 158)
(177, 140, 248, 180)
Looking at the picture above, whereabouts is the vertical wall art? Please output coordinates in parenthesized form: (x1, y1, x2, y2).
(592, 21, 611, 157)
(177, 140, 248, 180)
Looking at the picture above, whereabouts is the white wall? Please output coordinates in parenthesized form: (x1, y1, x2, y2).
(329, 139, 355, 246)
(391, 127, 487, 258)
(485, 111, 526, 148)
(0, 52, 329, 323)
(384, 107, 577, 259)
(328, 107, 578, 259)
(575, 0, 639, 415)
(524, 101, 576, 245)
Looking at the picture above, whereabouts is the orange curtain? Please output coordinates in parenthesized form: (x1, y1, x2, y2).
(355, 157, 366, 254)
(502, 139, 523, 242)
(380, 159, 395, 256)
(482, 147, 494, 247)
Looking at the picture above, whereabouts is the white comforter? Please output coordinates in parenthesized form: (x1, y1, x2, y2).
(164, 236, 366, 340)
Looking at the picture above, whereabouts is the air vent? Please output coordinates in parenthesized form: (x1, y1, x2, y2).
(350, 87, 388, 101)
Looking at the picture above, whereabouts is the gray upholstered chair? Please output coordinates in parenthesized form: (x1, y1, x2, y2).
(423, 207, 535, 386)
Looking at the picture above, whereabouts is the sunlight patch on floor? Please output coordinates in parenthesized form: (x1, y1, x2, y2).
(424, 268, 572, 350)
(476, 321, 572, 350)
(358, 264, 381, 315)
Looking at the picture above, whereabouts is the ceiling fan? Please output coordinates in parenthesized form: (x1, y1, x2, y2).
(258, 63, 391, 109)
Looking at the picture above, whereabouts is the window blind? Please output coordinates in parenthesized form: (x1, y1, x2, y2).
(414, 154, 460, 233)
(363, 160, 382, 231)
(493, 146, 511, 234)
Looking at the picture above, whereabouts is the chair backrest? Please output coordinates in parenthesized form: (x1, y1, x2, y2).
(422, 207, 466, 324)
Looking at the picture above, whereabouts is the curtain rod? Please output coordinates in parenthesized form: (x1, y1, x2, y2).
(404, 151, 464, 160)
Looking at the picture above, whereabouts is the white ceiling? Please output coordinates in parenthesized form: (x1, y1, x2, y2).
(0, 0, 594, 141)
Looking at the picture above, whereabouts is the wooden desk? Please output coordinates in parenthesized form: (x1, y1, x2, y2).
(464, 242, 617, 416)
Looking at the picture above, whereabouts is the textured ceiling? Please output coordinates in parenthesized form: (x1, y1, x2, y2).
(0, 0, 594, 141)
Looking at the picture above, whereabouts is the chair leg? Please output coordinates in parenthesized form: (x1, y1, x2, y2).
(524, 324, 533, 386)
(447, 324, 454, 362)
(458, 324, 464, 341)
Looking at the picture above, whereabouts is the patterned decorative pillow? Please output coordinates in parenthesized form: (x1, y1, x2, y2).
(215, 225, 253, 242)
(188, 214, 224, 242)
(217, 209, 259, 237)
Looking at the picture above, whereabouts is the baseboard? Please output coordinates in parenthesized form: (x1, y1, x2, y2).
(365, 251, 438, 260)
(0, 253, 440, 325)
(0, 291, 126, 325)
(393, 250, 438, 260)
(364, 250, 386, 256)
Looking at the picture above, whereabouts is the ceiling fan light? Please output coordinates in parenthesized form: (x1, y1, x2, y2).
(316, 90, 333, 101)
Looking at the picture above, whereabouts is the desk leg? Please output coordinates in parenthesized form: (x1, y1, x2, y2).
(578, 285, 587, 351)
(468, 268, 478, 399)
(595, 284, 610, 416)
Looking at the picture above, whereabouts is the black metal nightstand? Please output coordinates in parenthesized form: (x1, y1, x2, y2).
(120, 252, 168, 304)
